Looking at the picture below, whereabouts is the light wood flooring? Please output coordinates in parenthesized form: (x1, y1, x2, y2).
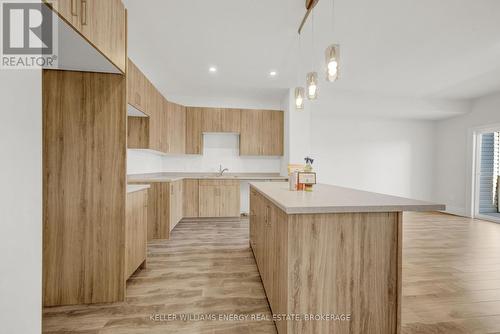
(43, 212, 500, 334)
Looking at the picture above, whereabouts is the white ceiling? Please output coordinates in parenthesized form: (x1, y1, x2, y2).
(124, 0, 500, 118)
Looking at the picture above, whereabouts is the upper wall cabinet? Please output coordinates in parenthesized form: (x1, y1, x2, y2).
(44, 0, 127, 73)
(202, 108, 241, 133)
(164, 102, 186, 154)
(240, 109, 283, 156)
(185, 107, 203, 155)
(127, 60, 147, 115)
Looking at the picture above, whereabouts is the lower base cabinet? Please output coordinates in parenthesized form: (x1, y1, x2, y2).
(130, 178, 241, 241)
(125, 189, 148, 279)
(198, 180, 240, 217)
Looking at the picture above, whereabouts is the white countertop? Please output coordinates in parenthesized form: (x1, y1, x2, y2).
(127, 184, 151, 194)
(250, 182, 445, 214)
(128, 172, 288, 183)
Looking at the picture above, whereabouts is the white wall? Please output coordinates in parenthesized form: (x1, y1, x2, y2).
(0, 70, 42, 333)
(277, 90, 441, 202)
(310, 114, 436, 201)
(434, 92, 500, 216)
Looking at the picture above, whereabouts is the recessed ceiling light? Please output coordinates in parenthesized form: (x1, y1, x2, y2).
(269, 70, 277, 77)
(209, 66, 217, 73)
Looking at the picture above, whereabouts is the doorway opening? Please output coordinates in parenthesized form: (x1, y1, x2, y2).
(473, 130, 500, 223)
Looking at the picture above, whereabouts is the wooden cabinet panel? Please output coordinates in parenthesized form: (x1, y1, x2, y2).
(199, 180, 240, 217)
(198, 180, 220, 218)
(43, 70, 126, 306)
(221, 108, 241, 133)
(140, 182, 170, 240)
(80, 0, 127, 72)
(202, 108, 222, 132)
(240, 109, 283, 156)
(125, 190, 148, 279)
(127, 60, 147, 114)
(172, 104, 186, 154)
(127, 116, 149, 149)
(249, 189, 288, 333)
(46, 0, 81, 30)
(220, 180, 241, 217)
(169, 180, 183, 231)
(46, 0, 126, 73)
(240, 109, 263, 155)
(185, 107, 203, 154)
(183, 179, 199, 217)
(262, 110, 284, 156)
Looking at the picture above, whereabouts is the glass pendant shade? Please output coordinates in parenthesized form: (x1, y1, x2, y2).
(325, 44, 340, 82)
(295, 87, 305, 110)
(306, 72, 318, 100)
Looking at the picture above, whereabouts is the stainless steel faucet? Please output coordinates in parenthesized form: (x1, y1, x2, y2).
(218, 164, 229, 176)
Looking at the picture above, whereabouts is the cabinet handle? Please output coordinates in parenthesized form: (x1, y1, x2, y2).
(81, 0, 87, 25)
(71, 0, 77, 16)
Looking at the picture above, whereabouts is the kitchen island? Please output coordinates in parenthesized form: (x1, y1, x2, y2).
(249, 182, 444, 334)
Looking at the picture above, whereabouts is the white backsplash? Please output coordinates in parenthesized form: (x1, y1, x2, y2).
(127, 133, 283, 213)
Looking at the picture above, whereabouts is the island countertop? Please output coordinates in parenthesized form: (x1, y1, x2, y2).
(250, 182, 445, 214)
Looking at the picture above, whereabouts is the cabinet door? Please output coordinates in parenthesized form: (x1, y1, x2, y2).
(127, 60, 147, 114)
(169, 181, 183, 231)
(79, 0, 127, 72)
(262, 110, 284, 156)
(240, 109, 263, 155)
(221, 108, 241, 133)
(125, 190, 147, 279)
(45, 0, 81, 30)
(219, 180, 240, 217)
(149, 92, 164, 152)
(273, 207, 288, 334)
(182, 179, 199, 217)
(250, 188, 264, 268)
(202, 108, 222, 132)
(263, 202, 275, 306)
(173, 104, 186, 154)
(198, 180, 220, 217)
(185, 107, 203, 154)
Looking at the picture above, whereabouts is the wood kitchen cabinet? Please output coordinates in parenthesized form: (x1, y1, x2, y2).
(125, 189, 148, 280)
(201, 108, 241, 133)
(240, 109, 263, 155)
(44, 0, 127, 73)
(240, 109, 283, 156)
(43, 69, 126, 306)
(169, 180, 183, 231)
(127, 60, 147, 114)
(221, 108, 241, 132)
(185, 107, 203, 154)
(127, 116, 149, 148)
(183, 179, 199, 217)
(165, 102, 186, 154)
(199, 180, 240, 217)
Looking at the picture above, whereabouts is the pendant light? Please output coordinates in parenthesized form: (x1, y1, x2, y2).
(295, 87, 305, 109)
(325, 0, 340, 82)
(325, 44, 339, 82)
(306, 72, 318, 99)
(294, 32, 305, 110)
(306, 8, 318, 99)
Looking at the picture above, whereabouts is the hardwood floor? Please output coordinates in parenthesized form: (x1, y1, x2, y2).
(43, 212, 500, 334)
(402, 212, 500, 334)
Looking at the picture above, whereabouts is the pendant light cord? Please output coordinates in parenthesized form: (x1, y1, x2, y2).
(331, 0, 336, 35)
(297, 33, 301, 86)
(311, 9, 315, 69)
